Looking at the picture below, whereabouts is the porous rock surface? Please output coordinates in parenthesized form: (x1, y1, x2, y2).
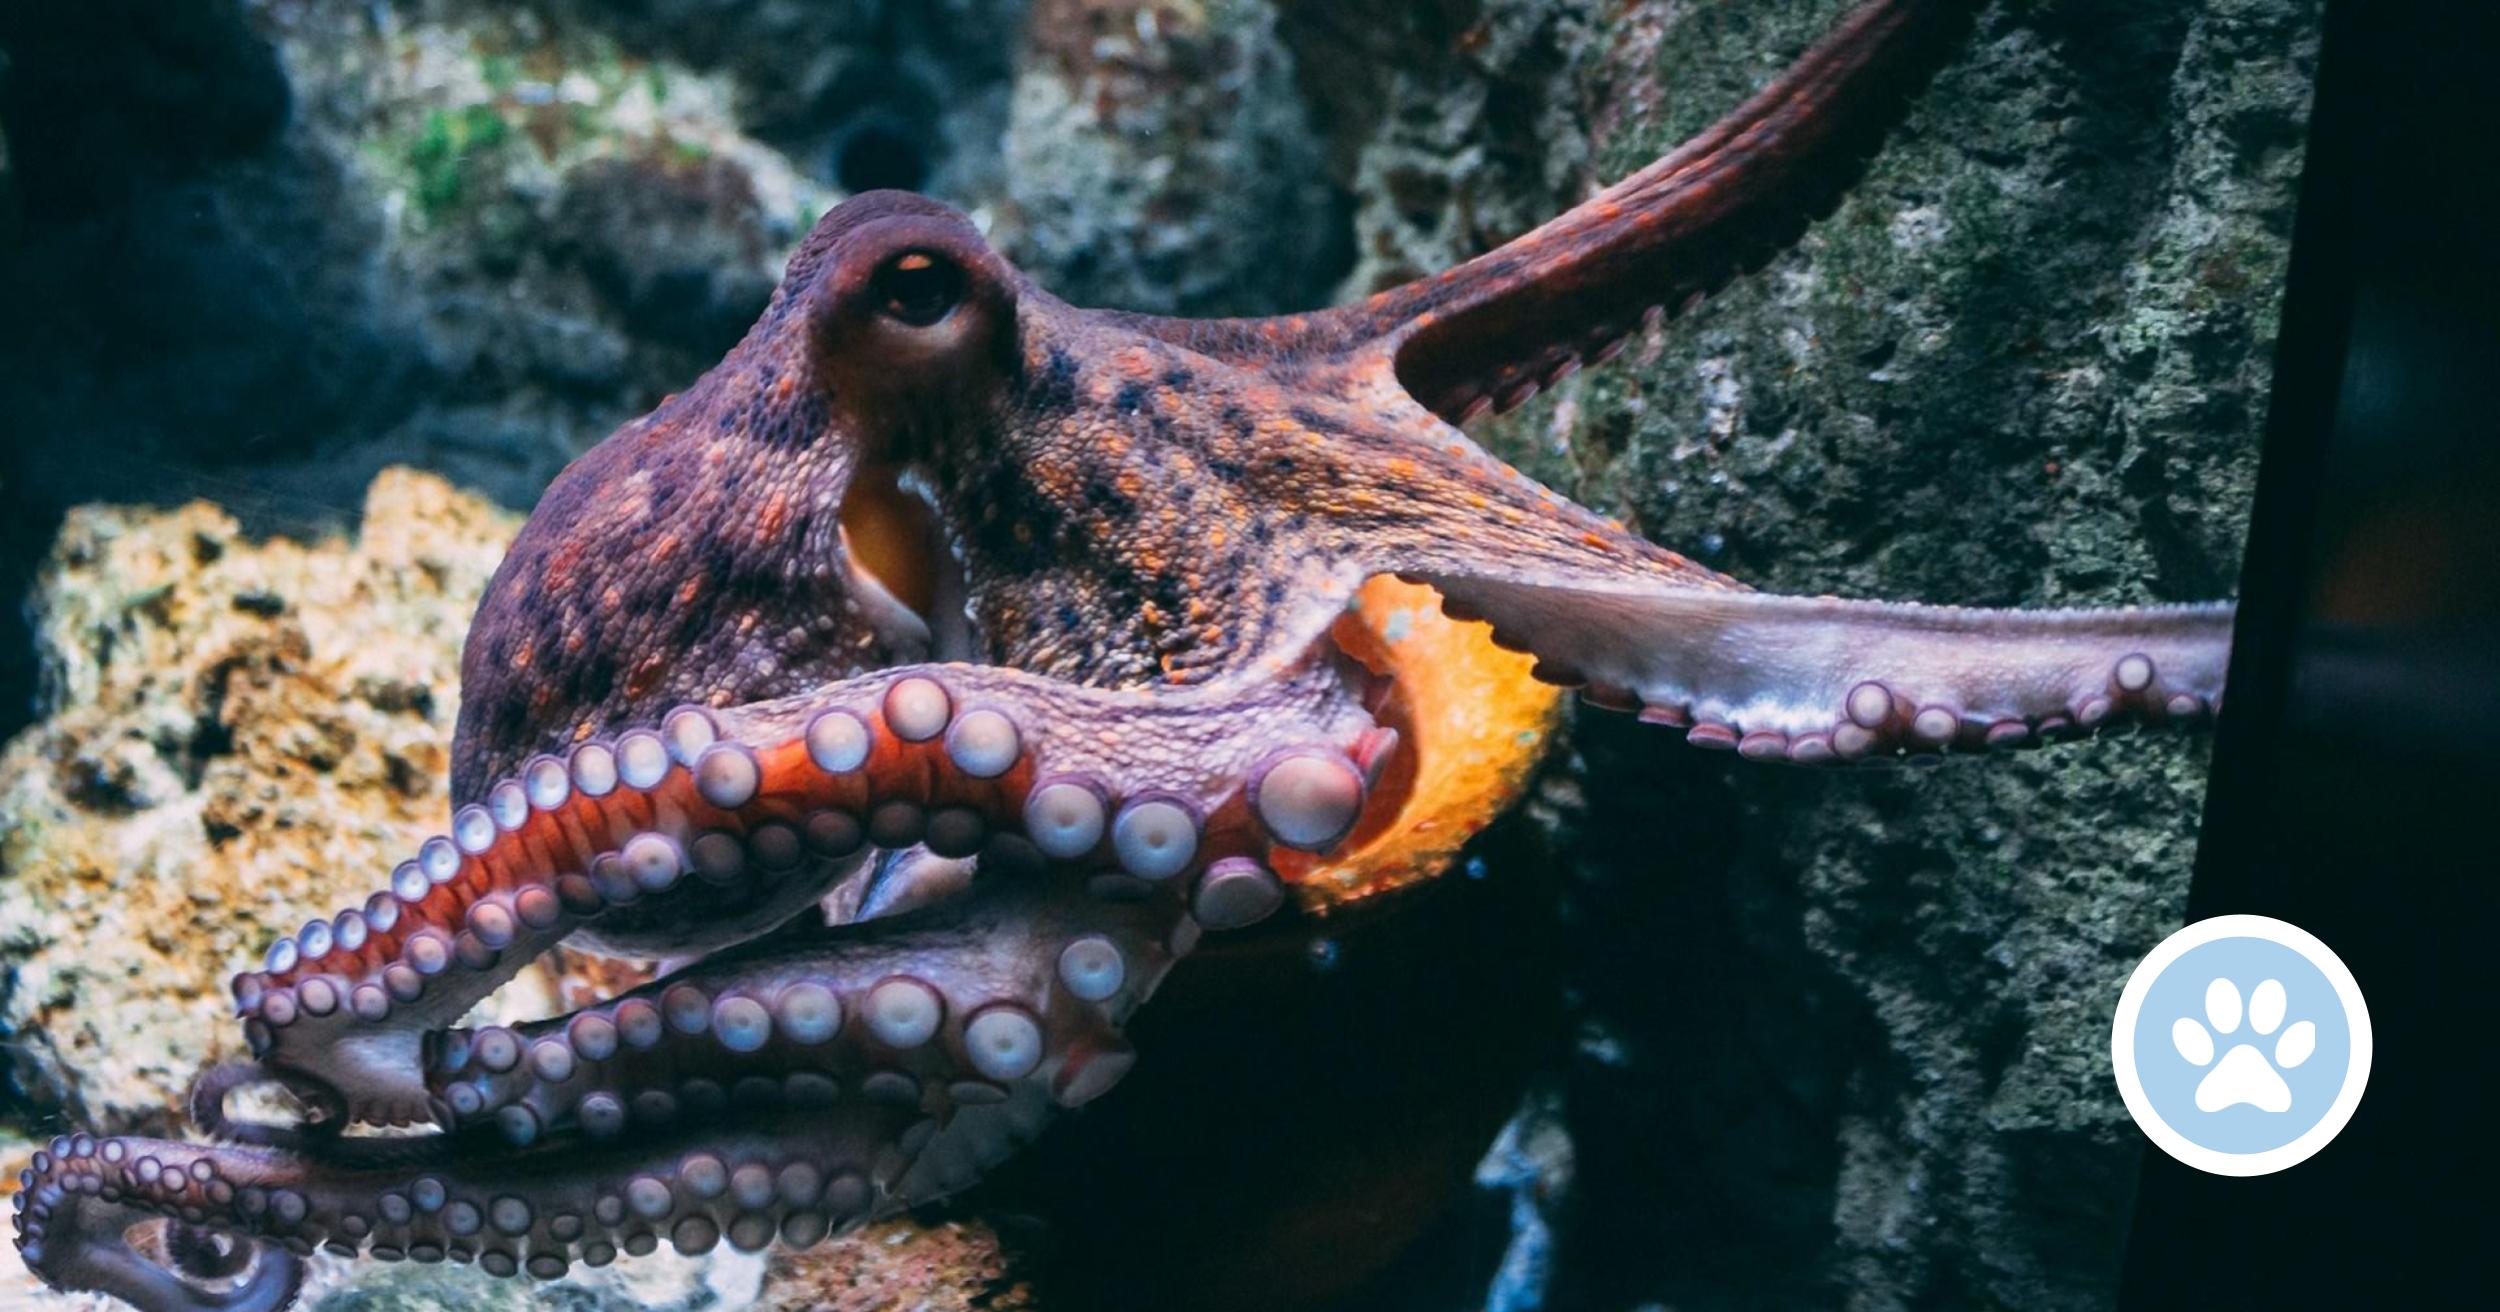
(0, 470, 511, 1130)
(1462, 2, 2318, 1307)
(0, 0, 2318, 1308)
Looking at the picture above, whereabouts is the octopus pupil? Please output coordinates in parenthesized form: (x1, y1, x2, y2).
(875, 253, 961, 327)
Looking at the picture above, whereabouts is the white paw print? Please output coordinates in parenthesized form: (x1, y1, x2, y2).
(2171, 977, 2317, 1113)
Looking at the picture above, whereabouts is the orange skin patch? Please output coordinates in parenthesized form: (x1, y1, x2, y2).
(1273, 577, 1564, 914)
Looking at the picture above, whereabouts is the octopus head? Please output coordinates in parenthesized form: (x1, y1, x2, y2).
(791, 190, 1024, 459)
(449, 194, 1036, 795)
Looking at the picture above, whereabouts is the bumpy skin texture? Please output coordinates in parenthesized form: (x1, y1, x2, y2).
(14, 3, 2238, 1308)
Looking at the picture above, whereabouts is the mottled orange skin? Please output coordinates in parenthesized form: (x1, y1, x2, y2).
(1282, 578, 1565, 913)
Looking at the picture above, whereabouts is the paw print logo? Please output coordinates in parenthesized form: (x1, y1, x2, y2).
(2112, 915, 2371, 1176)
(2171, 977, 2315, 1113)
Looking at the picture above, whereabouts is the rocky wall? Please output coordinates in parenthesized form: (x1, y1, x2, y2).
(1462, 2, 2317, 1306)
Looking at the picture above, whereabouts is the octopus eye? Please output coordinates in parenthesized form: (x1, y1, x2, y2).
(874, 251, 963, 327)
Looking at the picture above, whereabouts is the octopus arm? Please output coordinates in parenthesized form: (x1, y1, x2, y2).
(9, 1137, 304, 1312)
(1412, 568, 2234, 762)
(14, 1110, 927, 1312)
(1109, 0, 1981, 420)
(23, 657, 1396, 1311)
(420, 868, 1181, 1156)
(19, 881, 1178, 1312)
(220, 656, 1382, 1128)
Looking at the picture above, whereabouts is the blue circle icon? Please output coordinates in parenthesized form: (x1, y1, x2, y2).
(2111, 915, 2371, 1176)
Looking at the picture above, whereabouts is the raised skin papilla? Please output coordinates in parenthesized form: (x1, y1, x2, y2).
(19, 2, 2237, 1308)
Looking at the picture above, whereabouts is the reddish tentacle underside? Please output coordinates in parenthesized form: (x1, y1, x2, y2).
(17, 2, 2238, 1308)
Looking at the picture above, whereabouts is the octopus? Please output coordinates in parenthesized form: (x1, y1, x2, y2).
(14, 1, 2235, 1308)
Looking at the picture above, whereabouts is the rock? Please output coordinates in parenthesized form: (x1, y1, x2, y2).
(539, 0, 1026, 202)
(999, 0, 1341, 316)
(0, 0, 981, 727)
(549, 149, 781, 357)
(761, 1219, 1033, 1312)
(1444, 1, 2318, 1307)
(1282, 0, 1604, 296)
(0, 469, 513, 1132)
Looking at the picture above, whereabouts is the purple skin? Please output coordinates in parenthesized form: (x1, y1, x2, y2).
(14, 2, 2232, 1308)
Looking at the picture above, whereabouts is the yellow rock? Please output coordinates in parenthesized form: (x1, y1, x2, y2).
(0, 468, 514, 1127)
